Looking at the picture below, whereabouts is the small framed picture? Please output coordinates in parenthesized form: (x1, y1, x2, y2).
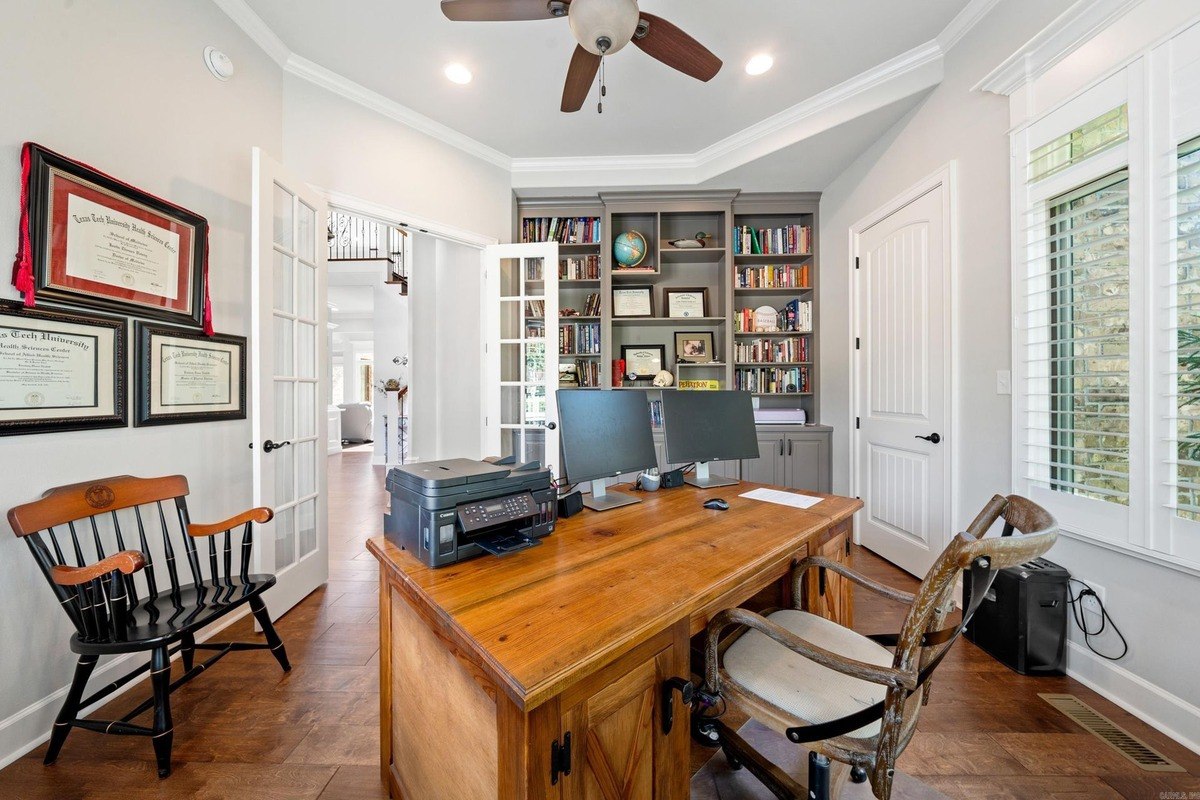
(663, 287, 709, 318)
(134, 321, 246, 426)
(620, 344, 665, 379)
(675, 331, 716, 364)
(0, 302, 127, 436)
(612, 286, 655, 318)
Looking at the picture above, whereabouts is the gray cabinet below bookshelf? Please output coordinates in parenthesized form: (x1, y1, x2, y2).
(741, 425, 831, 494)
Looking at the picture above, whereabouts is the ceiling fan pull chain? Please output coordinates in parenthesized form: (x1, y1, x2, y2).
(597, 56, 605, 114)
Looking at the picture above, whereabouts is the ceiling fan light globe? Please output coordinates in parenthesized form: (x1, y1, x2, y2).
(569, 0, 639, 55)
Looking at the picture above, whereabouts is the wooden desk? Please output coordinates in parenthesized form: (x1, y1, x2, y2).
(367, 483, 861, 800)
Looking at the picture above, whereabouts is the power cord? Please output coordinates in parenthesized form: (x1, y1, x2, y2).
(1067, 578, 1128, 661)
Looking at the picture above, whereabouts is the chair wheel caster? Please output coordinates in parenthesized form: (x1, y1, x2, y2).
(850, 766, 868, 783)
(691, 716, 721, 748)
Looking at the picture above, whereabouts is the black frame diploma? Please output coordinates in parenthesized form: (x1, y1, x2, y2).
(134, 322, 246, 426)
(0, 303, 127, 436)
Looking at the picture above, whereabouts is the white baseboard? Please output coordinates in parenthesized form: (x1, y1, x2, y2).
(1065, 640, 1200, 756)
(0, 606, 250, 771)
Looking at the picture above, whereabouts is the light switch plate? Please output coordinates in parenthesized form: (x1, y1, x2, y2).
(997, 370, 1012, 395)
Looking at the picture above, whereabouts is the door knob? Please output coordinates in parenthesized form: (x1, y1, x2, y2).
(544, 421, 557, 430)
(915, 433, 941, 444)
(262, 439, 292, 453)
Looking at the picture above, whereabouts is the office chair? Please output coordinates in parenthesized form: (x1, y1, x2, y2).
(700, 494, 1058, 799)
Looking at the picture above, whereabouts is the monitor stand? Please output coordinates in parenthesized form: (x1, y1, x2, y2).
(582, 478, 641, 512)
(685, 462, 739, 489)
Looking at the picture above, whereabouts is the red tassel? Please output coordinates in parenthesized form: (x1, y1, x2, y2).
(202, 227, 214, 335)
(12, 143, 35, 307)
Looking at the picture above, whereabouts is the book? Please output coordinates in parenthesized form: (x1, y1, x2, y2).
(678, 379, 721, 391)
(733, 224, 812, 256)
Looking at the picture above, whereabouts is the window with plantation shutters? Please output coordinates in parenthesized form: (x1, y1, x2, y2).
(1025, 172, 1131, 505)
(1171, 138, 1200, 521)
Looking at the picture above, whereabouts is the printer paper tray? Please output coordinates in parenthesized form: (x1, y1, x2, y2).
(472, 531, 541, 557)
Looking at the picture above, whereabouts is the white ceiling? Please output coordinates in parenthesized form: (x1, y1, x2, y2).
(241, 0, 972, 159)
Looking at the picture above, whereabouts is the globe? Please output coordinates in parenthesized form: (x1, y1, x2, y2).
(613, 230, 648, 268)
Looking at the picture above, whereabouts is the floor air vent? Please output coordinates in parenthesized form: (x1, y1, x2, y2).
(1039, 694, 1184, 772)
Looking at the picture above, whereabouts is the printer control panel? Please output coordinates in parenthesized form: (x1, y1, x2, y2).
(457, 492, 538, 533)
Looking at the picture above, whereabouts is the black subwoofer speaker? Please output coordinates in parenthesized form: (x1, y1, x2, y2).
(963, 557, 1069, 675)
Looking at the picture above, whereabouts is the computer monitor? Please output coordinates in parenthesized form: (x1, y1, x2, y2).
(556, 389, 658, 511)
(661, 390, 759, 488)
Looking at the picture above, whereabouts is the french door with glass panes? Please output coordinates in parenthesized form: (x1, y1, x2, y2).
(483, 243, 561, 476)
(250, 147, 329, 620)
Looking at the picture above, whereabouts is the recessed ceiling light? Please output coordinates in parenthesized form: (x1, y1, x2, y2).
(444, 63, 473, 85)
(745, 54, 774, 76)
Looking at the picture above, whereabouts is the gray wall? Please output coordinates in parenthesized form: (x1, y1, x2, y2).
(819, 0, 1200, 740)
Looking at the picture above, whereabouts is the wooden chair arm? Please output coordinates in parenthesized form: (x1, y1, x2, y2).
(51, 550, 146, 586)
(791, 555, 916, 605)
(187, 507, 274, 538)
(704, 607, 917, 694)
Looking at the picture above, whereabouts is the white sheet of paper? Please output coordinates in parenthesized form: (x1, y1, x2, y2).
(739, 487, 823, 510)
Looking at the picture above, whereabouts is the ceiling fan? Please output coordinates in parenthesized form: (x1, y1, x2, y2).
(440, 0, 723, 113)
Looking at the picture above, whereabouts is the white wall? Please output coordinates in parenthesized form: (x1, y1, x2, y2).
(282, 76, 512, 244)
(0, 0, 283, 764)
(820, 0, 1200, 750)
(371, 284, 410, 463)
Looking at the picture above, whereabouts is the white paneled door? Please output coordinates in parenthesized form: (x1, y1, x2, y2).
(483, 243, 561, 477)
(855, 182, 949, 577)
(250, 148, 329, 620)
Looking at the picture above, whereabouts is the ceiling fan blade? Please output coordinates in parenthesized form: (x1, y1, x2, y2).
(632, 13, 722, 82)
(440, 0, 567, 22)
(562, 45, 601, 113)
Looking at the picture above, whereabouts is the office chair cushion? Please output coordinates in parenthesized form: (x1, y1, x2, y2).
(722, 609, 893, 739)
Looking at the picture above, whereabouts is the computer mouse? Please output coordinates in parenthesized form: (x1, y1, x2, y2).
(703, 498, 730, 511)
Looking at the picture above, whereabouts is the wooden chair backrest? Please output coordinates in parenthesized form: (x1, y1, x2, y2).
(871, 494, 1058, 793)
(8, 475, 255, 644)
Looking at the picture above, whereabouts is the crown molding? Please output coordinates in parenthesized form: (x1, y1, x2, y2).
(510, 39, 944, 188)
(936, 0, 1003, 52)
(210, 0, 1003, 184)
(284, 54, 512, 171)
(210, 0, 290, 66)
(975, 0, 1143, 95)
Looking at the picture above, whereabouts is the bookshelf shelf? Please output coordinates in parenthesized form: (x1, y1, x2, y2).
(515, 191, 820, 423)
(613, 316, 726, 327)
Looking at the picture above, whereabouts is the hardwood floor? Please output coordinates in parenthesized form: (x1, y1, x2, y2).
(1, 450, 1196, 798)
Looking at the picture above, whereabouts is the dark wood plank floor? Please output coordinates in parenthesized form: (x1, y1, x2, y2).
(1, 450, 1197, 799)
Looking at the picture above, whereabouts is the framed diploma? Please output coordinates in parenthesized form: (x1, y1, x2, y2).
(25, 144, 208, 327)
(0, 303, 127, 436)
(134, 322, 246, 426)
(612, 286, 655, 318)
(663, 287, 709, 318)
(620, 344, 665, 379)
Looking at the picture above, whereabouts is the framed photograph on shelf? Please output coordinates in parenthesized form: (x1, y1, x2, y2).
(0, 302, 127, 436)
(663, 287, 709, 319)
(133, 321, 246, 426)
(620, 344, 665, 379)
(22, 144, 208, 328)
(612, 286, 654, 318)
(675, 331, 715, 364)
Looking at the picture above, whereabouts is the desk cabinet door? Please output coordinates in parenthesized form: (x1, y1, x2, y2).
(743, 433, 785, 486)
(803, 525, 853, 628)
(561, 646, 687, 800)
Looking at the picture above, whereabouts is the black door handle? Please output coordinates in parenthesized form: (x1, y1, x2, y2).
(662, 678, 694, 735)
(915, 433, 941, 444)
(544, 421, 557, 430)
(263, 439, 292, 453)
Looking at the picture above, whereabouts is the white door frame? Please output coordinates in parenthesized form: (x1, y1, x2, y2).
(316, 188, 499, 461)
(849, 163, 959, 548)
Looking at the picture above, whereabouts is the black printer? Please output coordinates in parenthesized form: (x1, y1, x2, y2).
(384, 458, 557, 567)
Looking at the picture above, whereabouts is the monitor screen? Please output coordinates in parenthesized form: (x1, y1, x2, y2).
(661, 390, 759, 464)
(557, 390, 658, 484)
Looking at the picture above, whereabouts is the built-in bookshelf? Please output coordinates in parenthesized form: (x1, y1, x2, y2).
(514, 191, 820, 423)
